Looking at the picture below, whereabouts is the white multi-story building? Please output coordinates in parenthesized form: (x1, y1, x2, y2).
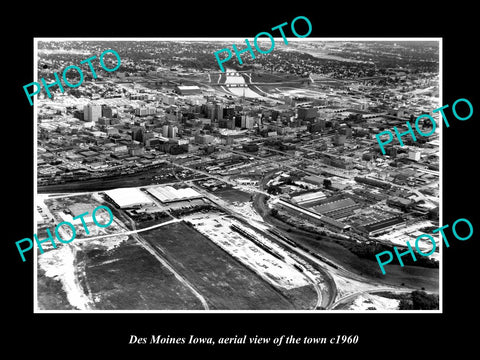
(408, 150, 421, 161)
(83, 104, 102, 122)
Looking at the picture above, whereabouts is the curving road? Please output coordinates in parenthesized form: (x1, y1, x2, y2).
(252, 170, 422, 310)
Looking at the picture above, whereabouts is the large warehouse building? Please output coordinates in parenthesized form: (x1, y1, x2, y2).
(174, 85, 202, 95)
(291, 191, 327, 206)
(104, 188, 154, 208)
(147, 185, 203, 203)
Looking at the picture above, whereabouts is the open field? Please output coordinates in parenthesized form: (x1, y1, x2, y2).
(38, 193, 206, 310)
(37, 268, 76, 310)
(141, 220, 317, 310)
(37, 225, 205, 310)
(249, 71, 300, 83)
(290, 226, 437, 290)
(184, 213, 311, 290)
(211, 187, 252, 203)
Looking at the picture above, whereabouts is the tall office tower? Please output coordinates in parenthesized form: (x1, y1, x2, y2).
(226, 119, 235, 130)
(102, 105, 113, 118)
(131, 126, 144, 142)
(162, 124, 169, 137)
(244, 116, 255, 129)
(223, 107, 235, 119)
(317, 118, 326, 131)
(235, 115, 242, 128)
(205, 103, 215, 121)
(84, 104, 102, 122)
(143, 131, 154, 144)
(215, 104, 224, 121)
(168, 125, 178, 138)
(333, 133, 346, 146)
(271, 110, 279, 121)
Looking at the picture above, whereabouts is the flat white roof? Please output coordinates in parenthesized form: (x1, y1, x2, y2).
(104, 187, 153, 208)
(147, 186, 202, 203)
(292, 191, 326, 203)
(177, 85, 200, 90)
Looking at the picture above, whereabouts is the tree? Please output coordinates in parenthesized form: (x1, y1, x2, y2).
(399, 298, 413, 310)
(411, 290, 439, 310)
(399, 290, 438, 310)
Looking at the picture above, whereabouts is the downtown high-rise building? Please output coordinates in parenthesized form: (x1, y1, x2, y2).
(84, 104, 102, 122)
(168, 125, 178, 138)
(215, 104, 224, 121)
(162, 125, 169, 137)
(241, 116, 255, 129)
(102, 105, 113, 118)
(131, 126, 144, 142)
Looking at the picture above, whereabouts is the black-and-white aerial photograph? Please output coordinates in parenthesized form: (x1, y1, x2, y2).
(33, 38, 441, 312)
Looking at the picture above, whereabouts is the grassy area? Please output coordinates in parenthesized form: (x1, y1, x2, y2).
(250, 71, 299, 83)
(83, 238, 204, 310)
(282, 285, 318, 309)
(141, 221, 316, 310)
(282, 229, 438, 291)
(373, 291, 410, 300)
(37, 268, 76, 310)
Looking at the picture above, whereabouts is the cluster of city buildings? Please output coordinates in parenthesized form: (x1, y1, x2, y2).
(36, 41, 440, 256)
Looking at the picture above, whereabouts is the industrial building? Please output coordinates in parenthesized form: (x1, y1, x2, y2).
(354, 176, 391, 189)
(291, 191, 327, 206)
(276, 199, 351, 232)
(386, 197, 413, 211)
(174, 85, 202, 95)
(303, 174, 326, 186)
(310, 197, 360, 219)
(104, 187, 154, 208)
(147, 185, 202, 203)
(408, 150, 421, 161)
(66, 203, 97, 222)
(360, 215, 405, 236)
